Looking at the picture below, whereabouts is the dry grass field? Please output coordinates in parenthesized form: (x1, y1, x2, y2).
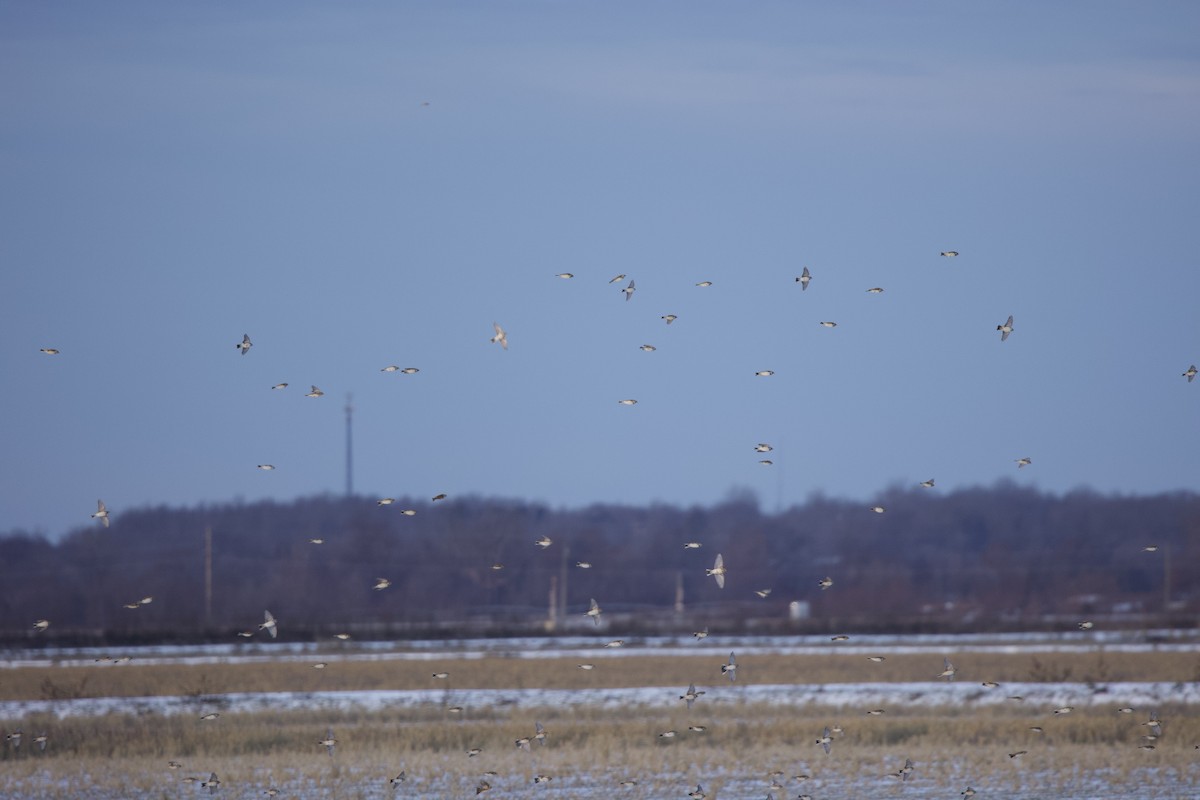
(8, 647, 1199, 701)
(1, 644, 1197, 797)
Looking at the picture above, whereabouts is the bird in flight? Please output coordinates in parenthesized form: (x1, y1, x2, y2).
(622, 279, 636, 301)
(662, 314, 677, 324)
(997, 315, 1014, 341)
(721, 651, 737, 682)
(706, 553, 726, 588)
(491, 323, 508, 350)
(318, 728, 337, 756)
(818, 576, 834, 590)
(39, 348, 60, 355)
(609, 273, 626, 284)
(259, 610, 278, 638)
(920, 478, 936, 488)
(938, 657, 957, 681)
(305, 385, 324, 398)
(1016, 457, 1032, 468)
(695, 280, 712, 287)
(680, 683, 705, 708)
(866, 287, 884, 294)
(586, 598, 602, 626)
(816, 726, 833, 754)
(819, 321, 837, 328)
(92, 499, 110, 528)
(237, 334, 252, 355)
(555, 273, 574, 279)
(797, 267, 811, 290)
(1184, 365, 1197, 383)
(940, 251, 959, 258)
(373, 578, 392, 590)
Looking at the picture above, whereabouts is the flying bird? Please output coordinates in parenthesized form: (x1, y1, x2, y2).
(381, 365, 401, 373)
(400, 367, 419, 374)
(941, 251, 959, 258)
(259, 610, 278, 638)
(706, 553, 726, 588)
(271, 383, 288, 390)
(555, 273, 574, 279)
(797, 267, 811, 290)
(754, 443, 773, 452)
(237, 334, 252, 355)
(618, 399, 638, 405)
(491, 323, 508, 350)
(92, 499, 110, 528)
(819, 321, 837, 328)
(997, 315, 1014, 341)
(318, 729, 337, 756)
(257, 464, 275, 471)
(818, 576, 834, 590)
(622, 279, 636, 301)
(816, 726, 833, 754)
(39, 348, 60, 355)
(373, 578, 392, 590)
(535, 535, 552, 548)
(920, 478, 935, 488)
(938, 657, 957, 681)
(680, 682, 705, 708)
(201, 773, 221, 794)
(1016, 457, 1032, 468)
(696, 281, 712, 287)
(755, 370, 774, 377)
(866, 287, 884, 294)
(640, 344, 657, 352)
(661, 314, 677, 324)
(721, 651, 737, 682)
(305, 385, 324, 398)
(1184, 365, 1197, 382)
(586, 598, 602, 626)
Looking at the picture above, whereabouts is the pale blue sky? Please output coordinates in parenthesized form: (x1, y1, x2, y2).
(2, 1, 1198, 538)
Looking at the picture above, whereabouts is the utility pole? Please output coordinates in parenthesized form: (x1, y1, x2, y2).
(345, 393, 354, 497)
(558, 544, 569, 623)
(204, 526, 213, 627)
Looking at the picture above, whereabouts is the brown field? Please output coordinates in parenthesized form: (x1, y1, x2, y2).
(7, 647, 1200, 701)
(1, 646, 1197, 797)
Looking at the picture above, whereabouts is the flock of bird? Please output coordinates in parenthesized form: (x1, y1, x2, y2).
(21, 253, 1193, 798)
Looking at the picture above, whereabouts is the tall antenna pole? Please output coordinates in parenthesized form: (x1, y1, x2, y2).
(345, 393, 354, 497)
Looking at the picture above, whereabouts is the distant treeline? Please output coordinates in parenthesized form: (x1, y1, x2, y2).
(1, 483, 1197, 644)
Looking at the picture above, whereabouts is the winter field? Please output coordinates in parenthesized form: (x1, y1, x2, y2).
(1, 631, 1197, 799)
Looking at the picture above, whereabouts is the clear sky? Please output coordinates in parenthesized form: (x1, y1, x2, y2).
(2, 1, 1198, 539)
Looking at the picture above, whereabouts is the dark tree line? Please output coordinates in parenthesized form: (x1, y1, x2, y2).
(1, 482, 1197, 644)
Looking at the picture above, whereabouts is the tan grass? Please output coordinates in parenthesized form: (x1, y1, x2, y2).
(5, 648, 1197, 701)
(0, 704, 1197, 798)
